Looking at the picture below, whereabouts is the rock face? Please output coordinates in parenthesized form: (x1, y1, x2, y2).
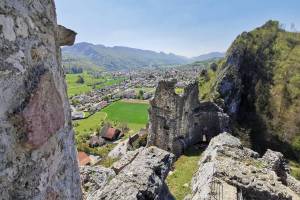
(187, 133, 300, 200)
(212, 21, 300, 159)
(0, 1, 81, 199)
(88, 147, 175, 200)
(80, 166, 116, 200)
(147, 80, 229, 156)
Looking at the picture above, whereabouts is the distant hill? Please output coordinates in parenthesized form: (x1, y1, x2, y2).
(62, 42, 224, 71)
(191, 52, 225, 61)
(62, 42, 188, 71)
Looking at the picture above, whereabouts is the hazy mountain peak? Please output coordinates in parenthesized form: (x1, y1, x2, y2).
(62, 42, 224, 71)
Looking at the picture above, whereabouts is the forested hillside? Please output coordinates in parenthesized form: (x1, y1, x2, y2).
(200, 21, 300, 160)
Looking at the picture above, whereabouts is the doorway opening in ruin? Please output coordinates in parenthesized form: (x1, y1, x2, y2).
(202, 134, 207, 143)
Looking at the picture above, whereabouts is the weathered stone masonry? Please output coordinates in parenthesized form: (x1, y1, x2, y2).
(0, 1, 81, 199)
(147, 80, 230, 156)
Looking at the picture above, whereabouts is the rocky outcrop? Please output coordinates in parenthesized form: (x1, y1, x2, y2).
(108, 131, 148, 159)
(212, 20, 300, 159)
(88, 147, 175, 200)
(147, 80, 229, 156)
(0, 1, 81, 199)
(80, 166, 116, 200)
(57, 25, 77, 46)
(187, 133, 300, 200)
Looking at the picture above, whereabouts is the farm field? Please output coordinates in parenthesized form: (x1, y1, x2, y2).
(73, 111, 107, 134)
(66, 72, 125, 96)
(101, 100, 150, 132)
(73, 100, 150, 137)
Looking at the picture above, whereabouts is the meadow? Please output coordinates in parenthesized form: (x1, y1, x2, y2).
(73, 111, 107, 134)
(101, 100, 150, 132)
(74, 100, 149, 137)
(66, 72, 125, 96)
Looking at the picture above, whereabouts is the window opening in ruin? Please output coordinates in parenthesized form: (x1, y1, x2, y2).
(193, 107, 200, 113)
(163, 125, 170, 130)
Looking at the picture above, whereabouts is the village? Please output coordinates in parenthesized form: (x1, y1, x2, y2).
(71, 64, 207, 167)
(70, 65, 205, 120)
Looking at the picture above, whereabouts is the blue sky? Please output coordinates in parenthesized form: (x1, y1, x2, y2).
(56, 0, 300, 57)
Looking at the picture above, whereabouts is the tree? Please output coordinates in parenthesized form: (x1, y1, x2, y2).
(76, 75, 84, 84)
(119, 123, 129, 133)
(103, 96, 109, 101)
(210, 63, 218, 71)
(255, 80, 270, 113)
(138, 90, 144, 99)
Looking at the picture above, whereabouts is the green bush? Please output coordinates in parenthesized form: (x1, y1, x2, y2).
(76, 75, 85, 84)
(132, 134, 148, 149)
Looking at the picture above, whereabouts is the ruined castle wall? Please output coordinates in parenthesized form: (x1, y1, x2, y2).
(180, 82, 201, 144)
(148, 80, 229, 156)
(148, 80, 182, 154)
(0, 1, 81, 199)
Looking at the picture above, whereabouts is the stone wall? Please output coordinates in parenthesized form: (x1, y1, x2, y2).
(0, 1, 81, 199)
(147, 80, 229, 156)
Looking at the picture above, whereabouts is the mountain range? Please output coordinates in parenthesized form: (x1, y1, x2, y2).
(62, 42, 224, 71)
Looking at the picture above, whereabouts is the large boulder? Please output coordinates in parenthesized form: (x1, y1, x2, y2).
(89, 147, 175, 200)
(187, 133, 300, 200)
(0, 1, 81, 199)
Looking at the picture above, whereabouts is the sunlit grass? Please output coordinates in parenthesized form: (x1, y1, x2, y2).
(166, 146, 204, 200)
(290, 160, 300, 180)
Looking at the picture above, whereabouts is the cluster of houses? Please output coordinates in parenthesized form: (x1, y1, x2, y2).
(89, 126, 124, 147)
(78, 128, 149, 166)
(77, 125, 123, 166)
(69, 66, 203, 113)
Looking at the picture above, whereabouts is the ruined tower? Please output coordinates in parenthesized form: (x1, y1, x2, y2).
(0, 1, 81, 199)
(147, 80, 229, 156)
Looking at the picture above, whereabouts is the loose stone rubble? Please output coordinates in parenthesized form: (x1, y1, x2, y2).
(147, 79, 230, 156)
(187, 132, 300, 200)
(0, 0, 81, 199)
(85, 147, 175, 200)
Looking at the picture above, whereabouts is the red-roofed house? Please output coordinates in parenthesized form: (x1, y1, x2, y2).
(101, 127, 122, 141)
(77, 151, 91, 166)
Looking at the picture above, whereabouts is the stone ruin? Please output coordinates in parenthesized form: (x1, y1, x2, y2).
(147, 79, 230, 156)
(0, 0, 81, 199)
(1, 1, 298, 200)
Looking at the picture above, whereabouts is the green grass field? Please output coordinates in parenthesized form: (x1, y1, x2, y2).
(66, 72, 125, 96)
(73, 111, 107, 134)
(74, 100, 149, 137)
(101, 101, 150, 132)
(166, 146, 203, 200)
